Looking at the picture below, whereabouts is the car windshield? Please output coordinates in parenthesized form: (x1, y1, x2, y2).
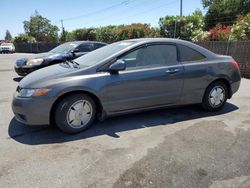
(50, 42, 78, 53)
(75, 41, 136, 67)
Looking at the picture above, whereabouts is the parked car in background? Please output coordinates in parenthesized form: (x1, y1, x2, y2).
(0, 43, 15, 53)
(14, 41, 107, 76)
(12, 38, 241, 134)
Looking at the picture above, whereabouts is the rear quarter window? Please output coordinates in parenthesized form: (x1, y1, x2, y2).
(178, 44, 206, 62)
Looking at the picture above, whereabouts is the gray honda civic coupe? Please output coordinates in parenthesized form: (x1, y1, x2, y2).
(12, 38, 241, 133)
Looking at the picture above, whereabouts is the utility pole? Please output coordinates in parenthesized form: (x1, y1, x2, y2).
(174, 19, 177, 38)
(180, 0, 183, 17)
(60, 19, 66, 42)
(60, 19, 64, 31)
(178, 0, 183, 39)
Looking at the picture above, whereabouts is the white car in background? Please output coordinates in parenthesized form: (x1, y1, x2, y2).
(0, 43, 15, 53)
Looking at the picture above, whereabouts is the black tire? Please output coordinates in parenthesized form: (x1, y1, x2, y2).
(54, 93, 96, 134)
(202, 81, 228, 111)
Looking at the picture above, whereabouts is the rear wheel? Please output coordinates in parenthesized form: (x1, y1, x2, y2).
(202, 82, 228, 111)
(55, 93, 96, 134)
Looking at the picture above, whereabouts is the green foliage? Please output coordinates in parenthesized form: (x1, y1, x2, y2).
(95, 25, 117, 43)
(64, 24, 159, 43)
(5, 30, 12, 41)
(70, 28, 97, 41)
(159, 12, 207, 42)
(231, 13, 250, 40)
(114, 24, 160, 41)
(202, 0, 250, 29)
(23, 11, 59, 42)
(14, 33, 36, 43)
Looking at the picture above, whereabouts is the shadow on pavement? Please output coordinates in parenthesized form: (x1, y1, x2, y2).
(8, 103, 239, 145)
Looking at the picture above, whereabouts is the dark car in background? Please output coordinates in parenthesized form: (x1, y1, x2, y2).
(14, 41, 106, 76)
(12, 38, 241, 134)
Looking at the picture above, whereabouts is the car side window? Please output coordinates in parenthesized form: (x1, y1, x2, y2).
(178, 44, 206, 62)
(118, 44, 178, 70)
(94, 43, 106, 50)
(77, 44, 92, 52)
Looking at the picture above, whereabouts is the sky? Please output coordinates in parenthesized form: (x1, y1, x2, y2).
(0, 0, 205, 39)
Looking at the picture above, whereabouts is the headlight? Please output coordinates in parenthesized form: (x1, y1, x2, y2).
(26, 58, 44, 67)
(18, 88, 50, 97)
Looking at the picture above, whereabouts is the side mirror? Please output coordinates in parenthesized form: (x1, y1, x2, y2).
(71, 48, 80, 57)
(109, 60, 126, 73)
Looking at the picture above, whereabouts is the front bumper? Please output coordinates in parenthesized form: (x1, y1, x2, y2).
(12, 93, 53, 126)
(0, 49, 13, 53)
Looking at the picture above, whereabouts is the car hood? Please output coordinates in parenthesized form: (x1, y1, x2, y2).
(16, 52, 69, 66)
(32, 52, 67, 59)
(0, 45, 12, 48)
(19, 63, 78, 88)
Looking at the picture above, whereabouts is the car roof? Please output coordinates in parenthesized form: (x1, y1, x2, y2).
(123, 38, 216, 58)
(123, 38, 200, 46)
(65, 41, 107, 45)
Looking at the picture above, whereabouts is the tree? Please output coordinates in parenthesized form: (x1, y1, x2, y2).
(95, 26, 118, 43)
(159, 12, 207, 42)
(69, 28, 97, 41)
(231, 13, 250, 40)
(95, 24, 160, 43)
(114, 24, 160, 41)
(202, 0, 250, 29)
(5, 30, 12, 41)
(14, 33, 36, 43)
(23, 11, 59, 42)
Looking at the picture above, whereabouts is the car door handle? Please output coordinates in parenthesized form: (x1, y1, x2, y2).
(165, 68, 180, 74)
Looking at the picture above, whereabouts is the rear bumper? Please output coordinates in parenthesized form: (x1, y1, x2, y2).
(12, 93, 52, 126)
(231, 80, 241, 95)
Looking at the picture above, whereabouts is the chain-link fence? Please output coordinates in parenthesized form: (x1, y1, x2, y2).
(197, 41, 250, 78)
(14, 42, 59, 53)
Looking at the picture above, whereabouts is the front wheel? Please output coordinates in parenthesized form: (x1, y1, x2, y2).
(55, 94, 96, 134)
(202, 82, 228, 111)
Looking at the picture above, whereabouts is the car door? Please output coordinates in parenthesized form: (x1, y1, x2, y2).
(177, 44, 209, 104)
(104, 43, 184, 113)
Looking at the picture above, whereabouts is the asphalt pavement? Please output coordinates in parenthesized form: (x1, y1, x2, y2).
(0, 53, 249, 188)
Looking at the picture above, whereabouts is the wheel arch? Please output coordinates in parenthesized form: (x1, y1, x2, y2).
(49, 90, 104, 125)
(204, 78, 232, 100)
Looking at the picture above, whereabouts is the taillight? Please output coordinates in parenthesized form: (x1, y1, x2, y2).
(232, 59, 239, 70)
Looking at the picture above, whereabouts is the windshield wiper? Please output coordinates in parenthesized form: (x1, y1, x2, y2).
(62, 60, 79, 69)
(69, 60, 79, 66)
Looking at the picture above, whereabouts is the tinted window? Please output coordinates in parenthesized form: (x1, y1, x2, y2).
(94, 43, 106, 49)
(50, 42, 77, 53)
(77, 44, 92, 52)
(179, 44, 206, 62)
(119, 44, 178, 70)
